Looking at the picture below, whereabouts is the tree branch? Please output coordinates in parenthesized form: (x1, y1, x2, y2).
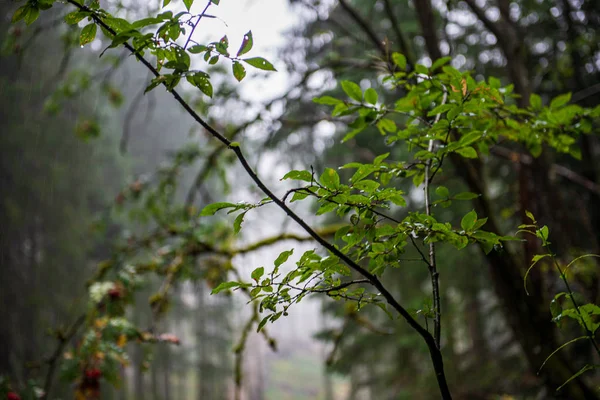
(42, 314, 86, 399)
(490, 146, 600, 196)
(337, 0, 387, 58)
(383, 0, 415, 68)
(64, 2, 452, 398)
(424, 88, 447, 349)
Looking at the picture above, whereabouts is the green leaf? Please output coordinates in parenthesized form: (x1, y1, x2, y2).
(456, 146, 478, 158)
(481, 241, 494, 255)
(237, 31, 253, 57)
(376, 118, 396, 134)
(415, 64, 429, 75)
(320, 168, 340, 189)
(80, 23, 97, 47)
(488, 76, 501, 88)
(376, 302, 394, 318)
(216, 35, 229, 54)
(342, 125, 366, 142)
(390, 194, 406, 207)
(350, 165, 375, 183)
(64, 11, 88, 25)
(453, 192, 479, 200)
(75, 119, 100, 140)
(538, 225, 549, 241)
(233, 211, 246, 234)
(472, 217, 488, 230)
(211, 0, 220, 4)
(145, 78, 162, 94)
(291, 191, 309, 202)
(529, 93, 542, 110)
(427, 103, 454, 117)
(550, 93, 571, 109)
(431, 56, 451, 71)
(211, 281, 240, 294)
(257, 315, 270, 332)
(163, 0, 172, 6)
(461, 210, 477, 231)
(251, 267, 264, 281)
(104, 17, 133, 34)
(200, 202, 236, 216)
(374, 152, 389, 165)
(313, 96, 342, 105)
(12, 5, 29, 23)
(392, 53, 406, 70)
(340, 80, 362, 102)
(232, 61, 246, 81)
(186, 73, 213, 97)
(525, 210, 536, 223)
(353, 180, 379, 192)
(458, 131, 482, 146)
(24, 7, 40, 25)
(132, 17, 163, 29)
(183, 0, 194, 11)
(317, 202, 338, 215)
(435, 186, 450, 198)
(281, 170, 312, 182)
(364, 88, 378, 104)
(242, 57, 277, 71)
(412, 172, 424, 187)
(188, 44, 208, 53)
(447, 104, 462, 120)
(275, 249, 294, 267)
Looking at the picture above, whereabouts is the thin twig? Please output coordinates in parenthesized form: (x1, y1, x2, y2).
(424, 88, 448, 349)
(42, 314, 86, 399)
(120, 81, 147, 153)
(183, 1, 212, 50)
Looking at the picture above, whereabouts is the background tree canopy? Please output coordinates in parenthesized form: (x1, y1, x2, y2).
(1, 0, 599, 399)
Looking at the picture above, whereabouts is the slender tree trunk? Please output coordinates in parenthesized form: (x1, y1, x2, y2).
(196, 282, 206, 400)
(152, 354, 160, 400)
(163, 344, 171, 400)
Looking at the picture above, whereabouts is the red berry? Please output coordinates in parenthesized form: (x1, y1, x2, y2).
(7, 392, 21, 400)
(108, 287, 122, 299)
(85, 368, 102, 380)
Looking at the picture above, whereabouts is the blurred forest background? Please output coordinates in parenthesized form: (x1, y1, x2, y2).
(1, 0, 600, 399)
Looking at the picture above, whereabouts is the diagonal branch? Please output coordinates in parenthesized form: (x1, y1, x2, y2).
(383, 0, 416, 68)
(42, 314, 86, 399)
(490, 146, 600, 196)
(337, 0, 387, 58)
(63, 2, 452, 398)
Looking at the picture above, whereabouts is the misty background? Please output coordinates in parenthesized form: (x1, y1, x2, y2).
(1, 0, 600, 399)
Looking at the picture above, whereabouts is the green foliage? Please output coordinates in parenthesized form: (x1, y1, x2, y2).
(15, 0, 277, 98)
(521, 218, 600, 387)
(7, 0, 600, 398)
